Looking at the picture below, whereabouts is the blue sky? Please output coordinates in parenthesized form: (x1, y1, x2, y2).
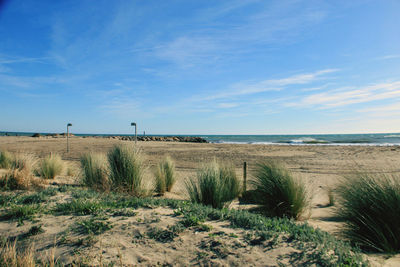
(1, 0, 400, 135)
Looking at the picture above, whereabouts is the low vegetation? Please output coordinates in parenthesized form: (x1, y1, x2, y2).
(80, 153, 109, 191)
(11, 153, 36, 173)
(0, 153, 39, 190)
(0, 184, 367, 266)
(0, 150, 13, 169)
(36, 154, 64, 179)
(186, 161, 241, 209)
(337, 173, 400, 253)
(108, 144, 146, 196)
(250, 161, 309, 220)
(154, 156, 176, 194)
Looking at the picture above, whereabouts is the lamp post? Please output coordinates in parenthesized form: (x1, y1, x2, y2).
(131, 122, 137, 145)
(67, 123, 72, 153)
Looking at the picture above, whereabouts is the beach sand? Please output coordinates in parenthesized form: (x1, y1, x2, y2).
(1, 136, 400, 265)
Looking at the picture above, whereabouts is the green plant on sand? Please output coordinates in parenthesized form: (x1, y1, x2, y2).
(0, 150, 13, 169)
(154, 156, 176, 195)
(337, 172, 400, 253)
(186, 161, 241, 209)
(36, 154, 64, 179)
(107, 144, 146, 196)
(80, 153, 109, 191)
(250, 161, 309, 220)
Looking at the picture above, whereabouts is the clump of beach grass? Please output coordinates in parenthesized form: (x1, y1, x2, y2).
(0, 169, 31, 190)
(186, 161, 241, 209)
(11, 153, 36, 174)
(0, 153, 38, 190)
(36, 154, 64, 179)
(250, 161, 309, 220)
(107, 144, 147, 196)
(80, 153, 109, 191)
(336, 172, 400, 253)
(0, 150, 13, 169)
(0, 240, 35, 267)
(154, 156, 176, 195)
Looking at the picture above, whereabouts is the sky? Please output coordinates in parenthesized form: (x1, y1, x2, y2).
(1, 0, 400, 135)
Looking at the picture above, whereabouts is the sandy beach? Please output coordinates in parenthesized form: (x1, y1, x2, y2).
(2, 136, 400, 228)
(1, 136, 400, 265)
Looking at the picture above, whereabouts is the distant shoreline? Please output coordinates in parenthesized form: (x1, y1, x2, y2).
(2, 131, 400, 146)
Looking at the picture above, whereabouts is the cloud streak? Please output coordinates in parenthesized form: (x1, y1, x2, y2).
(201, 69, 338, 100)
(288, 81, 400, 109)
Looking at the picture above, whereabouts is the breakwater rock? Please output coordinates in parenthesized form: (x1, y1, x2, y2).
(110, 136, 208, 143)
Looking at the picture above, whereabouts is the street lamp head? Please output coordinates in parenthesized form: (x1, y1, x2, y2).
(67, 123, 72, 127)
(131, 122, 136, 126)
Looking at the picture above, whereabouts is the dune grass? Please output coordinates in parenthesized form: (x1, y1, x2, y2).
(80, 153, 109, 191)
(154, 156, 176, 195)
(337, 172, 400, 253)
(250, 161, 309, 220)
(0, 240, 35, 267)
(0, 153, 38, 190)
(186, 161, 241, 209)
(36, 154, 64, 179)
(0, 150, 13, 169)
(10, 153, 36, 173)
(107, 144, 146, 196)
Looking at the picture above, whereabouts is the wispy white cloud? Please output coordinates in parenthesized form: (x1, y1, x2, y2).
(100, 98, 142, 116)
(144, 1, 328, 69)
(358, 103, 400, 113)
(376, 54, 400, 60)
(217, 103, 239, 108)
(202, 69, 338, 100)
(288, 81, 400, 109)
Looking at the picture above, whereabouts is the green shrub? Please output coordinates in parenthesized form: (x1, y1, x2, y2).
(54, 199, 104, 215)
(154, 156, 176, 194)
(186, 161, 241, 209)
(75, 218, 112, 235)
(80, 153, 109, 191)
(0, 151, 13, 169)
(36, 154, 64, 179)
(250, 161, 309, 220)
(337, 173, 400, 253)
(107, 144, 146, 196)
(1, 204, 41, 222)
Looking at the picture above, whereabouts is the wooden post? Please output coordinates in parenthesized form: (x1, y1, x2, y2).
(243, 162, 247, 192)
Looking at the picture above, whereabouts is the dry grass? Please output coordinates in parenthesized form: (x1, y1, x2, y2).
(0, 240, 35, 267)
(0, 239, 59, 266)
(11, 153, 36, 173)
(0, 153, 39, 190)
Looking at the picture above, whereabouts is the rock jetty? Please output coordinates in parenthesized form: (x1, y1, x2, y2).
(110, 136, 208, 143)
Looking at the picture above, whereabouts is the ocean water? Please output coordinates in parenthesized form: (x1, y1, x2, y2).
(1, 132, 400, 146)
(199, 134, 400, 146)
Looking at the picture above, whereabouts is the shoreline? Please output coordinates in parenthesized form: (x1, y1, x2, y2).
(2, 135, 400, 146)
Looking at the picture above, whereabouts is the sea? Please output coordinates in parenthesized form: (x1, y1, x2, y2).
(1, 131, 400, 146)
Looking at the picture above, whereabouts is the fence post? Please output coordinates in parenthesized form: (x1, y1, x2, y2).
(243, 162, 247, 192)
